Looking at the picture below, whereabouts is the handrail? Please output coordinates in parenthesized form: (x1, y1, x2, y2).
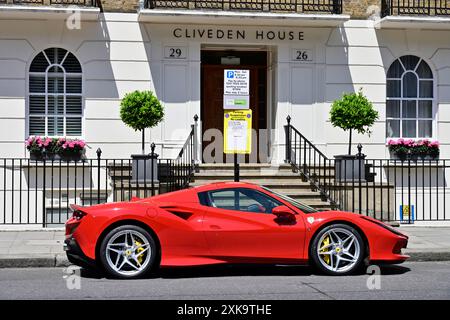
(11, 0, 99, 5)
(284, 115, 337, 207)
(145, 0, 342, 14)
(381, 0, 450, 17)
(163, 115, 198, 190)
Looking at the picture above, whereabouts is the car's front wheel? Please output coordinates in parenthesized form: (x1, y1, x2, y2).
(99, 225, 157, 279)
(310, 224, 365, 276)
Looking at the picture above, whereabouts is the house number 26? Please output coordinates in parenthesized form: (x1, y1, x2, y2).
(292, 49, 313, 62)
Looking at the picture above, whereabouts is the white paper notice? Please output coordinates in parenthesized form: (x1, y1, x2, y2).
(226, 120, 248, 152)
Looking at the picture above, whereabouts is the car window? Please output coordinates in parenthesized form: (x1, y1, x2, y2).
(261, 186, 318, 213)
(205, 188, 282, 214)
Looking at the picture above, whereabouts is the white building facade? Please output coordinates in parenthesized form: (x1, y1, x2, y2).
(1, 1, 450, 163)
(2, 1, 450, 226)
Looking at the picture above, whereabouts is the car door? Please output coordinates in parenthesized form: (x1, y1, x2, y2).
(200, 188, 306, 262)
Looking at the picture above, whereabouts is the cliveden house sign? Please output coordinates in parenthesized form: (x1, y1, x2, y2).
(172, 28, 306, 41)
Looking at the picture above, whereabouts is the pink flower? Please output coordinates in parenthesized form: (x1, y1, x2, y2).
(400, 139, 414, 147)
(76, 141, 86, 148)
(430, 141, 440, 148)
(43, 137, 52, 147)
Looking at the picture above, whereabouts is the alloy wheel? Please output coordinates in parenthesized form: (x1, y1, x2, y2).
(105, 229, 152, 277)
(316, 227, 361, 273)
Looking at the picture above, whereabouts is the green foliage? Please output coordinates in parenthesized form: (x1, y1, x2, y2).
(330, 90, 379, 135)
(120, 90, 164, 132)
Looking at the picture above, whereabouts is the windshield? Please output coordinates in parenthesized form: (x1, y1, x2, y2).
(262, 186, 318, 213)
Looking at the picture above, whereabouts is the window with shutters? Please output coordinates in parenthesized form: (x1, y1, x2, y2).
(386, 55, 435, 139)
(28, 48, 82, 137)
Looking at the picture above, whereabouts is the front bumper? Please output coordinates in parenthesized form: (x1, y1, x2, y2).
(370, 236, 409, 264)
(64, 238, 97, 269)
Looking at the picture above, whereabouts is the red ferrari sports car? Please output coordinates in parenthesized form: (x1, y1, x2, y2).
(65, 182, 409, 278)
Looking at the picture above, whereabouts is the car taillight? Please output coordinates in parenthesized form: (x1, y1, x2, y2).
(72, 210, 87, 220)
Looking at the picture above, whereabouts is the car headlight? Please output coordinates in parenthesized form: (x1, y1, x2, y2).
(360, 216, 408, 238)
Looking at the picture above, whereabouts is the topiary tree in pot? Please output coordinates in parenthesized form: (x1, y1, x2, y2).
(120, 90, 164, 155)
(120, 90, 164, 184)
(330, 89, 378, 181)
(330, 89, 378, 155)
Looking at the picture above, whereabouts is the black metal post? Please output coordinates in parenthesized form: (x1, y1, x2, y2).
(150, 142, 156, 196)
(407, 150, 412, 224)
(42, 151, 46, 228)
(96, 148, 102, 204)
(142, 129, 145, 155)
(357, 143, 363, 214)
(193, 114, 199, 171)
(234, 153, 239, 182)
(285, 115, 291, 163)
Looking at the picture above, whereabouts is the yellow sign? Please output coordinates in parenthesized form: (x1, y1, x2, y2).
(224, 109, 252, 154)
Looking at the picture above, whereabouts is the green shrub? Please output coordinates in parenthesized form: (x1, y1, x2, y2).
(120, 90, 164, 153)
(330, 89, 379, 155)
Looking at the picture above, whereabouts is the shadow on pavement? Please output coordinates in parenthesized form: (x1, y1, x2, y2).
(79, 263, 411, 280)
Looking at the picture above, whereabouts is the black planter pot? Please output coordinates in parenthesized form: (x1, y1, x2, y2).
(334, 154, 366, 181)
(131, 154, 159, 184)
(30, 151, 84, 162)
(29, 152, 44, 161)
(60, 153, 83, 162)
(390, 150, 439, 162)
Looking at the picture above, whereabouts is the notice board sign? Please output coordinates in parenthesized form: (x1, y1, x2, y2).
(400, 204, 415, 224)
(224, 110, 252, 154)
(223, 95, 250, 110)
(224, 70, 250, 96)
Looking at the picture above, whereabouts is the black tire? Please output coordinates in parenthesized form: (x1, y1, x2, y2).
(310, 223, 365, 276)
(99, 225, 157, 279)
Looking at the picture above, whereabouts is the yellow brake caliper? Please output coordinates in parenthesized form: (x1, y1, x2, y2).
(320, 236, 331, 265)
(134, 240, 145, 264)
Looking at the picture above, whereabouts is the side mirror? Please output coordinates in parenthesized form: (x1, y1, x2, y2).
(272, 205, 295, 219)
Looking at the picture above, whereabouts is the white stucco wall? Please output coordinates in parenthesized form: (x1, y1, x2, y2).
(1, 13, 450, 162)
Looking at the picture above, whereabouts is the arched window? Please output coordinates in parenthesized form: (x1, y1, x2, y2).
(28, 48, 82, 137)
(386, 55, 434, 138)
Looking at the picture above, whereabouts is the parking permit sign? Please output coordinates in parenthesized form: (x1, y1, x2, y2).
(224, 110, 252, 154)
(224, 70, 250, 96)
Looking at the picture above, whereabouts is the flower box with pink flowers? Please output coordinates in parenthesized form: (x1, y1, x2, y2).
(387, 138, 440, 161)
(25, 136, 87, 161)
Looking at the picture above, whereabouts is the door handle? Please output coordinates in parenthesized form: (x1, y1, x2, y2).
(209, 225, 221, 230)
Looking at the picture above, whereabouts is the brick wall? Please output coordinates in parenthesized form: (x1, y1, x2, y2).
(343, 0, 382, 19)
(99, 0, 140, 13)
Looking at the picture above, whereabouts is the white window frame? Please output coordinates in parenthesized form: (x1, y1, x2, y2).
(27, 48, 83, 138)
(386, 56, 435, 140)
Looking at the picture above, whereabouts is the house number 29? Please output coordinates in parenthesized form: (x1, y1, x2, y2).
(164, 46, 187, 59)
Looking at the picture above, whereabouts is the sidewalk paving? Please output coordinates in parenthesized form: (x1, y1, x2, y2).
(0, 226, 449, 268)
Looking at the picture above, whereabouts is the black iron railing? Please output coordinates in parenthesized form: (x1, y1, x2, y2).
(0, 116, 198, 226)
(381, 0, 450, 17)
(145, 0, 342, 14)
(284, 115, 337, 207)
(285, 116, 450, 222)
(10, 0, 98, 6)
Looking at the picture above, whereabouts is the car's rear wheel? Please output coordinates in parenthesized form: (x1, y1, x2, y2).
(310, 224, 365, 276)
(99, 225, 157, 279)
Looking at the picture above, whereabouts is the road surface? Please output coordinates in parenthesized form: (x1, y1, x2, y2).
(0, 261, 449, 299)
